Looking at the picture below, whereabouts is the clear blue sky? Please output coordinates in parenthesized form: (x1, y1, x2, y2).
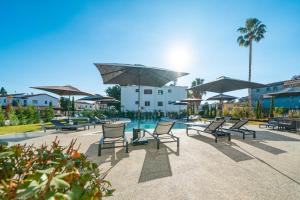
(1, 0, 299, 99)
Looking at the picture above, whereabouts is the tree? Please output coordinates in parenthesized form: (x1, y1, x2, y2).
(105, 85, 121, 111)
(0, 107, 5, 126)
(190, 78, 206, 98)
(7, 106, 19, 125)
(60, 97, 70, 115)
(0, 87, 7, 96)
(41, 105, 55, 122)
(237, 18, 266, 106)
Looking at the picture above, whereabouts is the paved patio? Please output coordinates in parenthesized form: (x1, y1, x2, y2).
(8, 125, 300, 200)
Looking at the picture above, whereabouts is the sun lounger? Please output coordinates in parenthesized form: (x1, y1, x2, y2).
(98, 123, 128, 156)
(51, 120, 88, 131)
(186, 120, 230, 143)
(143, 121, 178, 149)
(226, 119, 256, 139)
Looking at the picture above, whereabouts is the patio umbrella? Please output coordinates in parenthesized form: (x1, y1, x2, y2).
(207, 94, 237, 116)
(31, 85, 91, 119)
(206, 94, 237, 101)
(79, 94, 114, 101)
(94, 63, 189, 128)
(188, 76, 265, 93)
(188, 76, 265, 116)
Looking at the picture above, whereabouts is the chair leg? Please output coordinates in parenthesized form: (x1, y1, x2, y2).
(253, 132, 256, 138)
(186, 128, 189, 136)
(177, 137, 180, 148)
(98, 144, 101, 156)
(126, 142, 129, 153)
(243, 133, 245, 140)
(228, 133, 231, 141)
(214, 134, 217, 143)
(157, 139, 160, 149)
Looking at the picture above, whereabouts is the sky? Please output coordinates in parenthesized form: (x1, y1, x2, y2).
(1, 0, 300, 99)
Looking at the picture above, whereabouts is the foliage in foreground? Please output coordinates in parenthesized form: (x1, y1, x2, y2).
(0, 138, 114, 200)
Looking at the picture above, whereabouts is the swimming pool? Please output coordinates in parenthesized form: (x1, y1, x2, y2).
(125, 119, 186, 132)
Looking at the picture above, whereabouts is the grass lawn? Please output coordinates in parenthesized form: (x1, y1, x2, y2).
(0, 124, 42, 135)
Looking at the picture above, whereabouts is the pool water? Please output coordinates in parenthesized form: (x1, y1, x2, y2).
(125, 119, 186, 132)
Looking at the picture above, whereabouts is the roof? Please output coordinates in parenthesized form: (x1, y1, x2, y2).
(21, 93, 59, 99)
(0, 93, 25, 97)
(75, 101, 94, 105)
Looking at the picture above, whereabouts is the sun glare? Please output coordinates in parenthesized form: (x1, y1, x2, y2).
(166, 43, 192, 71)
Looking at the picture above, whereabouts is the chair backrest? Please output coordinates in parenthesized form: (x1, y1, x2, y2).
(102, 123, 125, 138)
(154, 121, 175, 135)
(204, 120, 225, 133)
(51, 120, 65, 127)
(230, 119, 248, 130)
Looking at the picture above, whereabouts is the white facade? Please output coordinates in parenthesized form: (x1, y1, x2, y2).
(75, 101, 96, 110)
(0, 93, 59, 108)
(121, 86, 188, 113)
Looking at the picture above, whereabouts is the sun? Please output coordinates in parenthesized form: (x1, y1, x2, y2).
(166, 43, 192, 71)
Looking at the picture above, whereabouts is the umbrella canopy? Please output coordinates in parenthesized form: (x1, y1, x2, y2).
(94, 63, 189, 129)
(79, 94, 114, 101)
(94, 63, 189, 87)
(172, 101, 190, 105)
(180, 98, 202, 102)
(98, 99, 120, 104)
(268, 87, 300, 97)
(31, 85, 91, 96)
(188, 76, 265, 93)
(207, 94, 237, 101)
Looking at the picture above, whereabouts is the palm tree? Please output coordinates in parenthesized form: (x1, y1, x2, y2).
(190, 78, 206, 98)
(237, 18, 266, 105)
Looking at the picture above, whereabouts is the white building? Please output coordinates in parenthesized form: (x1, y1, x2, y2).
(75, 101, 96, 111)
(121, 86, 188, 114)
(0, 93, 59, 108)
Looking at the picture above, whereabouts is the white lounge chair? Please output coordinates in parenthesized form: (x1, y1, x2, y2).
(98, 123, 128, 156)
(143, 121, 178, 149)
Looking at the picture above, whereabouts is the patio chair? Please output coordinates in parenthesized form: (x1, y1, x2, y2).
(98, 123, 128, 156)
(259, 118, 280, 130)
(143, 121, 178, 149)
(186, 120, 230, 143)
(51, 120, 87, 131)
(226, 119, 256, 139)
(278, 119, 297, 132)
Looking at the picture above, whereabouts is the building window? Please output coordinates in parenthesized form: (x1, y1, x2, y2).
(23, 100, 27, 106)
(135, 89, 139, 92)
(49, 101, 53, 106)
(266, 87, 271, 92)
(32, 100, 38, 104)
(256, 89, 260, 92)
(273, 86, 278, 91)
(45, 100, 48, 105)
(157, 101, 163, 106)
(145, 101, 150, 106)
(3, 99, 6, 104)
(158, 90, 163, 95)
(168, 89, 172, 93)
(135, 101, 139, 105)
(144, 89, 152, 94)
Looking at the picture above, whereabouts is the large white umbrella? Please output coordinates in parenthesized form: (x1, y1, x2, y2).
(94, 63, 189, 128)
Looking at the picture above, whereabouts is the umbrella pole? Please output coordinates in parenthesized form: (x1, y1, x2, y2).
(68, 95, 70, 122)
(138, 70, 141, 129)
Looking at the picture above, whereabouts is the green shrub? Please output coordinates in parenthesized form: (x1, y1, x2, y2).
(40, 106, 54, 122)
(15, 107, 26, 125)
(23, 106, 40, 124)
(0, 107, 5, 126)
(0, 137, 114, 199)
(7, 106, 19, 126)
